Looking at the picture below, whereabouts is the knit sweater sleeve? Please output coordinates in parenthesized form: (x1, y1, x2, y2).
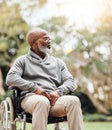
(57, 59, 77, 95)
(6, 55, 38, 91)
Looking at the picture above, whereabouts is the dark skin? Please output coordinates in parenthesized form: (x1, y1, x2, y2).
(28, 31, 60, 106)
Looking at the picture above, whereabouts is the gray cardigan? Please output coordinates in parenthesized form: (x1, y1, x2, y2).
(6, 49, 77, 96)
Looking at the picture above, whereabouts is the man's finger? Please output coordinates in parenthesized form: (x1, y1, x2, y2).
(42, 92, 51, 100)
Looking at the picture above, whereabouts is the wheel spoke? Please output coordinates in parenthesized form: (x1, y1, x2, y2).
(0, 97, 15, 130)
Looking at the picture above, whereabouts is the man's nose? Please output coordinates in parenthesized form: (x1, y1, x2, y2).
(46, 38, 52, 43)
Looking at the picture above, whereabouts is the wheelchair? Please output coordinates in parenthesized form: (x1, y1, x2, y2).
(0, 88, 67, 130)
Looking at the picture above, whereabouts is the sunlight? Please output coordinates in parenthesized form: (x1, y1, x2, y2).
(56, 0, 103, 27)
(17, 0, 104, 27)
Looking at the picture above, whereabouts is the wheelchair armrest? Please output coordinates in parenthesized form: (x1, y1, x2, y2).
(8, 86, 22, 92)
(8, 87, 22, 97)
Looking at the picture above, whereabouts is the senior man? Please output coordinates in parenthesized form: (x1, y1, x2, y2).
(6, 28, 83, 130)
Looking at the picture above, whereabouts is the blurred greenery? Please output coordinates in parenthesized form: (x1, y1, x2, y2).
(83, 113, 112, 122)
(0, 0, 112, 115)
(84, 122, 112, 130)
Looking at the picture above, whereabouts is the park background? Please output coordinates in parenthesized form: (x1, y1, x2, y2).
(0, 0, 112, 129)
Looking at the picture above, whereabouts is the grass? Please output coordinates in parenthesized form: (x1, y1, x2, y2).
(16, 121, 112, 130)
(84, 122, 112, 130)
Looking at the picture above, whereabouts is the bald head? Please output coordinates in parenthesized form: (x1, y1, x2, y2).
(26, 28, 48, 46)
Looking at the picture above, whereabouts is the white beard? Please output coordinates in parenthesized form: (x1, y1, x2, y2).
(38, 44, 52, 54)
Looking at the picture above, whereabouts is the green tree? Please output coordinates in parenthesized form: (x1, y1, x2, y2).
(66, 1, 112, 114)
(0, 0, 112, 115)
(0, 1, 29, 94)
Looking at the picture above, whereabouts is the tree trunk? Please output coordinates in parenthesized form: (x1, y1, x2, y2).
(0, 68, 5, 96)
(84, 87, 109, 115)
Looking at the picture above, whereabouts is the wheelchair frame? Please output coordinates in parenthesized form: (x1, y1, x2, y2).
(0, 88, 67, 130)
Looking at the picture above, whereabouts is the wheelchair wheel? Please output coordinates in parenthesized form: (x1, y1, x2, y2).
(0, 97, 15, 130)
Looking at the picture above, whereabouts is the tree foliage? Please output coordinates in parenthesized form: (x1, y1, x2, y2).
(0, 0, 112, 114)
(66, 1, 112, 114)
(0, 1, 29, 92)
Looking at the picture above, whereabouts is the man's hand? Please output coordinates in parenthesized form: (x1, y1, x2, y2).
(49, 91, 60, 106)
(34, 87, 51, 101)
(34, 88, 60, 106)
